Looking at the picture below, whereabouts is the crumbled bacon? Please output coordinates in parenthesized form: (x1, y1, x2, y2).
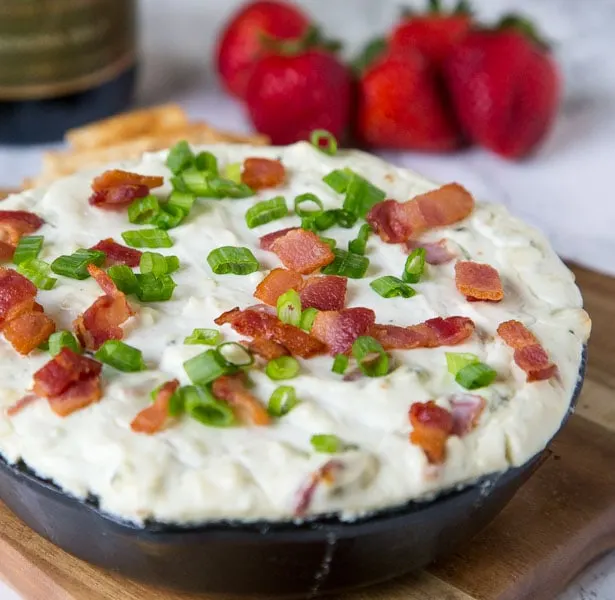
(0, 268, 36, 326)
(245, 337, 289, 360)
(409, 400, 454, 464)
(300, 275, 347, 311)
(90, 238, 142, 267)
(74, 264, 133, 351)
(89, 184, 150, 210)
(496, 320, 538, 349)
(294, 460, 345, 517)
(406, 239, 455, 265)
(311, 308, 376, 355)
(131, 379, 180, 434)
(259, 227, 299, 251)
(48, 376, 102, 417)
(0, 210, 44, 247)
(450, 394, 486, 436)
(370, 316, 474, 350)
(212, 373, 271, 426)
(270, 229, 335, 274)
(455, 261, 504, 302)
(253, 268, 303, 306)
(215, 307, 326, 358)
(91, 169, 164, 192)
(241, 158, 285, 190)
(3, 311, 55, 355)
(367, 183, 474, 243)
(0, 241, 14, 262)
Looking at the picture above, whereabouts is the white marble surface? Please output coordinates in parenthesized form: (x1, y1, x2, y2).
(0, 1, 613, 598)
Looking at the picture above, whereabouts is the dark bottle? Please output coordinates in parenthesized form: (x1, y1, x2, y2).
(0, 0, 137, 145)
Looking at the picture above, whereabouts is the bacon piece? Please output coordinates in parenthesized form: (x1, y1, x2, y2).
(33, 348, 102, 398)
(0, 210, 44, 246)
(370, 316, 474, 350)
(254, 268, 303, 306)
(89, 184, 150, 210)
(245, 337, 289, 360)
(367, 183, 474, 243)
(0, 268, 36, 326)
(90, 238, 142, 267)
(3, 311, 55, 355)
(131, 379, 180, 434)
(450, 394, 486, 436)
(497, 320, 557, 382)
(311, 308, 376, 355)
(259, 227, 299, 251)
(48, 376, 102, 417)
(6, 394, 39, 417)
(294, 460, 345, 517)
(212, 374, 271, 426)
(241, 158, 285, 190)
(409, 400, 454, 464)
(300, 275, 347, 311)
(0, 241, 14, 262)
(455, 261, 504, 302)
(91, 169, 164, 192)
(406, 239, 455, 265)
(271, 229, 335, 274)
(215, 307, 326, 358)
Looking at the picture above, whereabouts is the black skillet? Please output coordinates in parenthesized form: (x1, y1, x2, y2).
(0, 349, 587, 598)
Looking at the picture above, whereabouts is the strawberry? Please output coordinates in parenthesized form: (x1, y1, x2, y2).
(245, 49, 353, 145)
(444, 16, 560, 158)
(215, 0, 311, 99)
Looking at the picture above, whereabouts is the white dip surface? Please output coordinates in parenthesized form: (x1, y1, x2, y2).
(0, 142, 590, 524)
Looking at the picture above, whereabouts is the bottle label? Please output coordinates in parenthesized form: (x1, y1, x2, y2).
(0, 0, 136, 100)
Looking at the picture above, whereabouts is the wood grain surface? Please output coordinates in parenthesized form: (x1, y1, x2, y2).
(0, 182, 611, 600)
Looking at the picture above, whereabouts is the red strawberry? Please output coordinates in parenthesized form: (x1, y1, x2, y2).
(245, 49, 353, 145)
(215, 0, 311, 99)
(444, 16, 560, 158)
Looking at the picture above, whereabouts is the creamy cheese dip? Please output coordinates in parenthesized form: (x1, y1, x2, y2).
(0, 142, 590, 525)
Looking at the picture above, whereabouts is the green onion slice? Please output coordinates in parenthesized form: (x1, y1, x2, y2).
(268, 385, 299, 417)
(352, 336, 389, 378)
(140, 252, 179, 276)
(403, 247, 426, 284)
(127, 195, 160, 225)
(195, 151, 218, 175)
(319, 236, 336, 249)
(217, 341, 254, 368)
(182, 385, 235, 427)
(184, 328, 221, 346)
(51, 249, 106, 280)
(321, 249, 369, 279)
(184, 349, 233, 385)
(149, 382, 184, 417)
(265, 356, 300, 380)
(95, 340, 146, 372)
(121, 228, 173, 249)
(245, 196, 288, 229)
(166, 140, 195, 175)
(322, 169, 352, 193)
(446, 352, 480, 376)
(13, 235, 43, 265)
(107, 265, 139, 295)
(17, 259, 56, 290)
(208, 176, 254, 199)
(294, 193, 324, 218)
(154, 204, 185, 230)
(277, 288, 302, 326)
(48, 331, 81, 356)
(311, 434, 346, 454)
(168, 189, 195, 215)
(223, 162, 242, 183)
(332, 354, 349, 375)
(135, 273, 176, 302)
(207, 246, 259, 275)
(370, 275, 416, 299)
(455, 362, 497, 390)
(310, 129, 338, 155)
(334, 209, 358, 229)
(180, 167, 210, 196)
(299, 307, 318, 332)
(348, 223, 371, 255)
(323, 168, 385, 218)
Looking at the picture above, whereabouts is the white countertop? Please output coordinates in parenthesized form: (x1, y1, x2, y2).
(0, 0, 613, 597)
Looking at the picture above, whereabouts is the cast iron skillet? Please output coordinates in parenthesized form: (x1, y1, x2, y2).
(0, 349, 587, 598)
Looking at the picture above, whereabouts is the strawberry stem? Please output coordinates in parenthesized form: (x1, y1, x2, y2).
(352, 37, 388, 75)
(261, 25, 342, 56)
(498, 13, 549, 49)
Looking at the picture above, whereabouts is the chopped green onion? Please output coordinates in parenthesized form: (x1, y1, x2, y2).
(343, 171, 386, 218)
(181, 167, 210, 196)
(332, 354, 349, 374)
(294, 193, 324, 218)
(300, 216, 317, 232)
(313, 210, 338, 231)
(184, 328, 221, 346)
(166, 140, 195, 175)
(277, 288, 302, 326)
(154, 204, 185, 230)
(207, 176, 254, 199)
(182, 385, 234, 427)
(245, 196, 288, 228)
(223, 162, 242, 183)
(17, 259, 56, 290)
(107, 265, 138, 294)
(207, 246, 259, 275)
(164, 255, 180, 274)
(195, 151, 218, 175)
(135, 273, 176, 302)
(217, 341, 254, 368)
(170, 175, 190, 193)
(348, 224, 371, 255)
(403, 247, 426, 284)
(139, 252, 179, 276)
(322, 169, 352, 193)
(184, 349, 232, 385)
(455, 362, 497, 390)
(352, 336, 389, 377)
(446, 352, 480, 376)
(13, 235, 43, 265)
(319, 236, 337, 249)
(299, 307, 318, 332)
(121, 228, 173, 248)
(266, 356, 300, 380)
(334, 209, 358, 228)
(268, 385, 299, 417)
(127, 195, 161, 225)
(310, 129, 338, 155)
(150, 382, 184, 417)
(95, 340, 146, 372)
(321, 249, 369, 278)
(50, 249, 105, 280)
(370, 276, 416, 299)
(48, 331, 81, 356)
(167, 189, 195, 214)
(311, 434, 345, 454)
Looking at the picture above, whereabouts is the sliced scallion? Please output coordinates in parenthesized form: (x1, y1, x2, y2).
(182, 385, 235, 427)
(51, 249, 105, 280)
(455, 362, 497, 390)
(446, 352, 480, 376)
(277, 288, 302, 326)
(223, 162, 242, 183)
(140, 252, 179, 276)
(348, 223, 371, 255)
(266, 356, 300, 380)
(319, 236, 336, 249)
(370, 275, 415, 299)
(311, 434, 344, 454)
(310, 129, 338, 155)
(48, 331, 81, 356)
(153, 204, 185, 230)
(403, 247, 426, 284)
(107, 265, 139, 295)
(195, 151, 218, 175)
(135, 273, 176, 302)
(95, 340, 146, 372)
(168, 189, 195, 215)
(184, 349, 232, 385)
(184, 328, 221, 346)
(121, 228, 173, 249)
(17, 258, 56, 290)
(166, 140, 195, 175)
(321, 249, 369, 279)
(245, 196, 288, 229)
(299, 307, 318, 332)
(217, 341, 254, 368)
(207, 177, 253, 199)
(127, 195, 161, 225)
(294, 193, 324, 218)
(332, 354, 349, 374)
(352, 336, 389, 378)
(268, 385, 299, 417)
(207, 246, 259, 275)
(13, 235, 43, 265)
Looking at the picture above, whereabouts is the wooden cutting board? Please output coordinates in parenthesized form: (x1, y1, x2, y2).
(0, 185, 612, 599)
